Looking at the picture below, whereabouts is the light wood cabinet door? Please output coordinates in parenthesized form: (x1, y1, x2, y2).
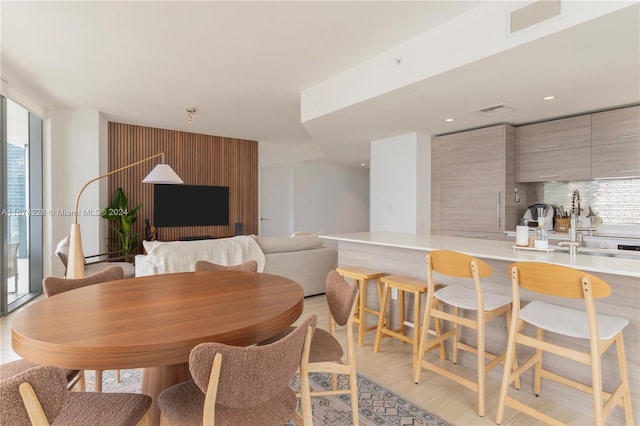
(592, 141, 640, 178)
(516, 115, 591, 154)
(432, 125, 516, 236)
(516, 114, 592, 182)
(516, 147, 591, 182)
(591, 105, 640, 178)
(592, 105, 640, 146)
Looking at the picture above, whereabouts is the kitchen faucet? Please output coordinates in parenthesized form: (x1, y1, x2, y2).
(559, 190, 582, 255)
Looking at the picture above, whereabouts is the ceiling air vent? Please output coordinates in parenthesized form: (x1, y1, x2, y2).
(472, 103, 517, 117)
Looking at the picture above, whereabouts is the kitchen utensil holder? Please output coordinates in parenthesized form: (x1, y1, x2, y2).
(555, 217, 570, 233)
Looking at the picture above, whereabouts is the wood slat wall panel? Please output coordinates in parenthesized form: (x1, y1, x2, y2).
(107, 122, 258, 245)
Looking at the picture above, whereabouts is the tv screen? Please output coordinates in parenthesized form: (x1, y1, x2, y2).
(154, 185, 229, 227)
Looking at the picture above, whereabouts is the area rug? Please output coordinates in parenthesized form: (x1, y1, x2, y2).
(86, 370, 451, 426)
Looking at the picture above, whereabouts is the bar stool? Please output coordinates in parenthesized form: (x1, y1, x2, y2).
(414, 250, 516, 418)
(496, 262, 634, 425)
(336, 266, 386, 346)
(373, 274, 446, 371)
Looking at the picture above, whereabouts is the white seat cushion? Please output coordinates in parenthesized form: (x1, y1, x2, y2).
(435, 286, 512, 311)
(520, 301, 628, 340)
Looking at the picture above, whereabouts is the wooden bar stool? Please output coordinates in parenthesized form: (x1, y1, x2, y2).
(496, 262, 634, 425)
(373, 275, 446, 371)
(336, 266, 386, 346)
(414, 250, 516, 418)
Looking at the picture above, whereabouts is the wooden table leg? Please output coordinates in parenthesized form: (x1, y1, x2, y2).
(142, 363, 191, 426)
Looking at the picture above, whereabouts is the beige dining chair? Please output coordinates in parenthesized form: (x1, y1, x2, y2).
(157, 315, 317, 425)
(194, 260, 258, 272)
(496, 262, 633, 425)
(42, 265, 125, 392)
(0, 364, 151, 425)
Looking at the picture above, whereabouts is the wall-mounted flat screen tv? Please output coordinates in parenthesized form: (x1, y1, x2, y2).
(154, 185, 229, 227)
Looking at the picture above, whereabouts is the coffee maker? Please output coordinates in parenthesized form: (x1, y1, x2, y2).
(521, 203, 554, 231)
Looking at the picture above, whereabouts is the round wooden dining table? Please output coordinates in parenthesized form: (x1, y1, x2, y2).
(11, 270, 304, 425)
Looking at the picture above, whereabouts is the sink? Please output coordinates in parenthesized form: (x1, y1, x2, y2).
(551, 245, 640, 259)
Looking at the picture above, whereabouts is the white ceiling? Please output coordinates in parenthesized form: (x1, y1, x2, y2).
(2, 1, 639, 167)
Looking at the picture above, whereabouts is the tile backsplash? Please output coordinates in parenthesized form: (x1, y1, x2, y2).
(527, 179, 640, 225)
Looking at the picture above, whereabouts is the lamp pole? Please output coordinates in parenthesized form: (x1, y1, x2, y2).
(67, 153, 182, 278)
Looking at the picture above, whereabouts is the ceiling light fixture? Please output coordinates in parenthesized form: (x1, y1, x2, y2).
(186, 107, 197, 124)
(543, 96, 556, 100)
(445, 118, 454, 122)
(360, 162, 367, 167)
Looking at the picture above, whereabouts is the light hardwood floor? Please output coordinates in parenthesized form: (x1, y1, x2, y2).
(1, 294, 598, 425)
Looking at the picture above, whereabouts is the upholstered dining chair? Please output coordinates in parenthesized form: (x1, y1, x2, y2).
(157, 315, 317, 426)
(0, 364, 151, 426)
(0, 359, 83, 392)
(43, 265, 125, 392)
(258, 270, 360, 423)
(194, 260, 258, 272)
(299, 269, 360, 424)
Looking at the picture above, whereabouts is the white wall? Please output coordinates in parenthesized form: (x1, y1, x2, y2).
(370, 132, 430, 233)
(48, 108, 108, 276)
(293, 163, 369, 234)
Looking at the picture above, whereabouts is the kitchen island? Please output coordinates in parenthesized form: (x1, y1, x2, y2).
(321, 231, 639, 423)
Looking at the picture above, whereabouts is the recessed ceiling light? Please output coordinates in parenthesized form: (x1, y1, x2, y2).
(445, 118, 454, 122)
(543, 96, 556, 100)
(360, 162, 367, 167)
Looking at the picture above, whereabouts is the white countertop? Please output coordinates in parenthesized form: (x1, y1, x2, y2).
(321, 231, 640, 278)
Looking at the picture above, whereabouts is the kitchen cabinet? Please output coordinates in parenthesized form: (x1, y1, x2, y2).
(432, 125, 518, 240)
(591, 105, 640, 178)
(516, 115, 591, 182)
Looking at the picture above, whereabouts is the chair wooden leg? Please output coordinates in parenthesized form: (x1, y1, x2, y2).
(452, 307, 460, 364)
(399, 290, 406, 339)
(412, 290, 421, 373)
(95, 370, 103, 392)
(477, 315, 486, 417)
(504, 305, 520, 390)
(433, 300, 446, 360)
(496, 319, 519, 424)
(78, 371, 86, 392)
(591, 337, 604, 425)
(533, 328, 543, 396)
(615, 335, 634, 425)
(356, 279, 366, 346)
(373, 283, 390, 353)
(116, 369, 121, 383)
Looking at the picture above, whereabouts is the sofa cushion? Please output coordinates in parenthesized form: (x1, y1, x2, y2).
(253, 235, 323, 254)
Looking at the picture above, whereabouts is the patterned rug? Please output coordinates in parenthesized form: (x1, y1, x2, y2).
(86, 369, 451, 426)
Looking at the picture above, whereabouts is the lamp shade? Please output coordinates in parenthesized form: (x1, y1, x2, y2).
(142, 164, 184, 184)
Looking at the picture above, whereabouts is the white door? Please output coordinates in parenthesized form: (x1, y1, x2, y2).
(259, 166, 293, 237)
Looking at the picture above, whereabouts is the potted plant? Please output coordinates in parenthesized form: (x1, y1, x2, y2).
(101, 187, 142, 262)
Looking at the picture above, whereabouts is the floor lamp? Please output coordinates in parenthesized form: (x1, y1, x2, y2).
(67, 153, 183, 279)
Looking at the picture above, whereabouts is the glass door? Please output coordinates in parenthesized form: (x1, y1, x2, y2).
(1, 96, 43, 316)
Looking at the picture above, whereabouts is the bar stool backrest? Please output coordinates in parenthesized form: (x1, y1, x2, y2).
(429, 250, 492, 279)
(509, 262, 611, 299)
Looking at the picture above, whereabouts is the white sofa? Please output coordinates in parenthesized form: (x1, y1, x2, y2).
(135, 235, 337, 297)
